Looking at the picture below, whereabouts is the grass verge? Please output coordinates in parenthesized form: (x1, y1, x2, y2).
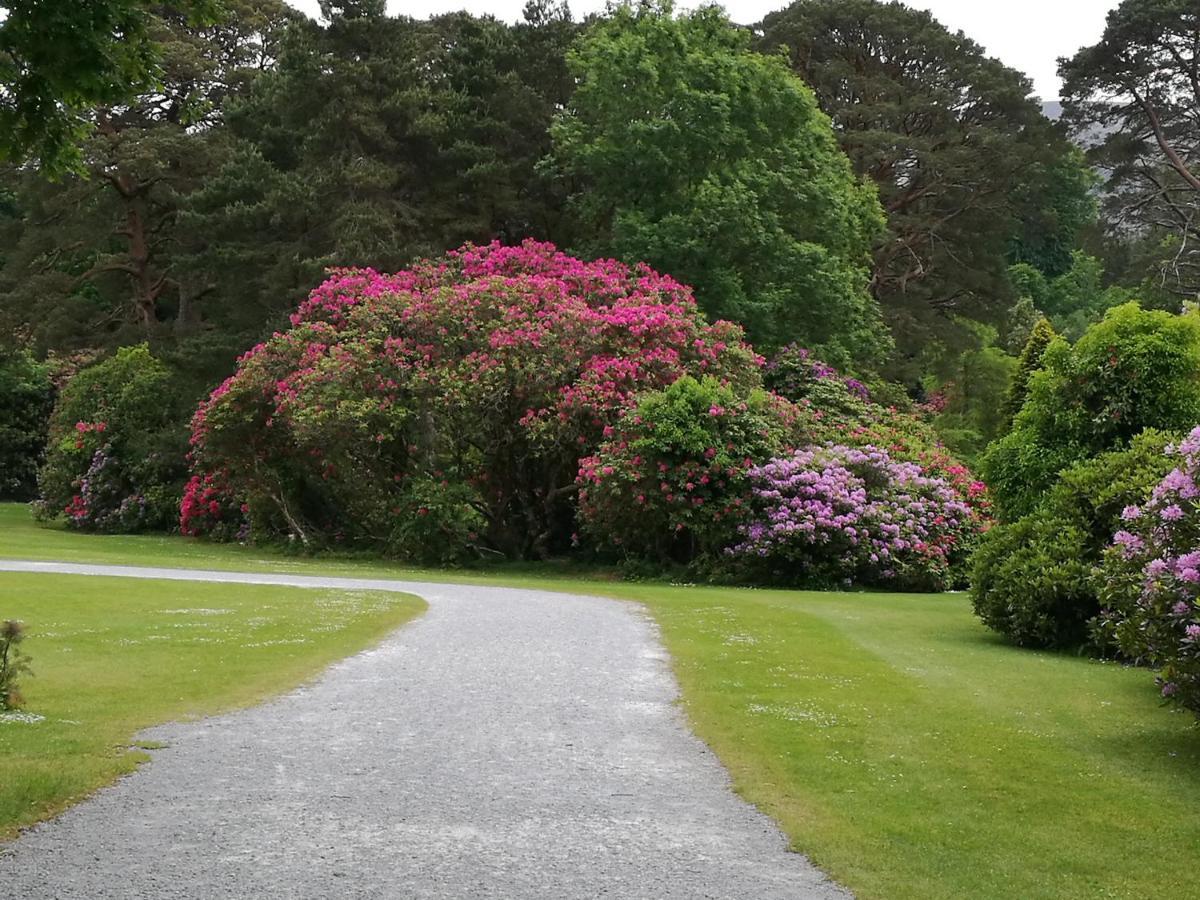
(0, 568, 422, 840)
(2, 504, 1197, 898)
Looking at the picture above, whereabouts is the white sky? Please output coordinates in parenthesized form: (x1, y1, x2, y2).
(286, 0, 1116, 100)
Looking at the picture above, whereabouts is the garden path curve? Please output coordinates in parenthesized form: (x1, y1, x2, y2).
(0, 560, 848, 899)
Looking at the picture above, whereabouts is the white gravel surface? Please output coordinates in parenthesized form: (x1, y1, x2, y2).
(0, 559, 848, 899)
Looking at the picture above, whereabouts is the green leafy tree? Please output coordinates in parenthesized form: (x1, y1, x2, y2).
(757, 0, 1092, 373)
(547, 3, 886, 365)
(927, 324, 1017, 460)
(984, 304, 1200, 520)
(1003, 295, 1043, 355)
(0, 346, 53, 499)
(1003, 317, 1056, 428)
(1061, 0, 1200, 300)
(0, 1, 295, 357)
(187, 3, 579, 319)
(0, 0, 218, 173)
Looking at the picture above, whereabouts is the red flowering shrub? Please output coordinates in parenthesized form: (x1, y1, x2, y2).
(180, 472, 248, 541)
(577, 376, 796, 561)
(187, 240, 759, 559)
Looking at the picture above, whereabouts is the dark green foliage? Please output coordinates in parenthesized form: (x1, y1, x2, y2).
(1061, 0, 1200, 301)
(548, 4, 886, 364)
(971, 430, 1176, 647)
(0, 619, 31, 710)
(1003, 317, 1056, 428)
(0, 0, 217, 173)
(384, 476, 486, 566)
(757, 0, 1093, 374)
(0, 0, 298, 361)
(38, 345, 190, 531)
(983, 304, 1200, 520)
(205, 4, 578, 308)
(0, 348, 53, 500)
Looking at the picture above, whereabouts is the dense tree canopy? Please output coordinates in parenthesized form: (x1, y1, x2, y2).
(549, 3, 887, 366)
(757, 0, 1094, 375)
(0, 0, 218, 173)
(1061, 0, 1200, 301)
(0, 0, 296, 362)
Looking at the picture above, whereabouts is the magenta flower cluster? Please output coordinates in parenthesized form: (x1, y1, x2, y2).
(730, 444, 974, 590)
(1099, 426, 1200, 715)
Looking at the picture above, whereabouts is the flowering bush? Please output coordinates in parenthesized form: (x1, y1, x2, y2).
(764, 344, 869, 414)
(728, 444, 978, 590)
(764, 345, 991, 524)
(188, 241, 759, 558)
(38, 345, 188, 532)
(1095, 426, 1200, 715)
(577, 376, 794, 562)
(180, 472, 248, 542)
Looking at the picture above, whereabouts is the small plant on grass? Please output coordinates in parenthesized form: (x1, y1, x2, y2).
(0, 620, 31, 710)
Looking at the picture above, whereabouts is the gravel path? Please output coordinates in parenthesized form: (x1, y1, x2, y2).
(0, 560, 848, 899)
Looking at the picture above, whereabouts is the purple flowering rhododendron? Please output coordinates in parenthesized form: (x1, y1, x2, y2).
(1097, 425, 1200, 716)
(729, 444, 978, 590)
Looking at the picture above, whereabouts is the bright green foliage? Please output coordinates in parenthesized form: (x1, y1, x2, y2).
(1002, 317, 1056, 428)
(757, 0, 1092, 372)
(548, 4, 886, 364)
(0, 0, 217, 173)
(0, 347, 52, 499)
(38, 345, 189, 531)
(983, 304, 1200, 520)
(577, 376, 793, 564)
(1008, 251, 1134, 340)
(972, 430, 1177, 647)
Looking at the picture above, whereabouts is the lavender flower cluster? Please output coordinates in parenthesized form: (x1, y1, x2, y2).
(730, 444, 974, 590)
(1099, 426, 1200, 714)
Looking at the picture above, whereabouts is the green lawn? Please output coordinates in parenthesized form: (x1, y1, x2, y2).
(1, 503, 1197, 899)
(0, 567, 422, 840)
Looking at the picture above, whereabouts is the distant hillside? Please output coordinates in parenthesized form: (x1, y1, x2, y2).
(1042, 101, 1063, 120)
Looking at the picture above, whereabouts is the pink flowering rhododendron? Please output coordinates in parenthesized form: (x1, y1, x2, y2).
(186, 240, 759, 559)
(1097, 425, 1200, 716)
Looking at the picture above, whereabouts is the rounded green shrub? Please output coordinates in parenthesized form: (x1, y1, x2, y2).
(983, 303, 1200, 521)
(971, 430, 1177, 647)
(38, 345, 190, 532)
(577, 375, 794, 563)
(971, 514, 1094, 647)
